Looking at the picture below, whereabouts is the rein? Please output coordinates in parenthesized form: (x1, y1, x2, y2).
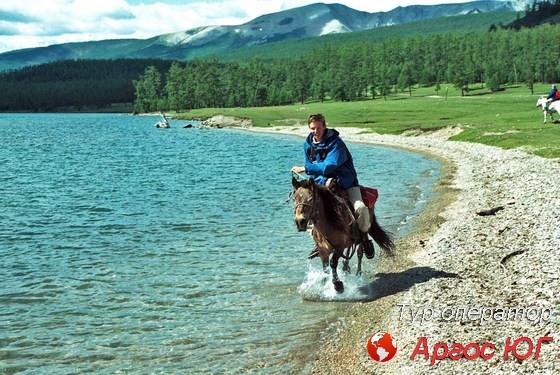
(293, 186, 318, 221)
(342, 244, 358, 260)
(294, 201, 316, 217)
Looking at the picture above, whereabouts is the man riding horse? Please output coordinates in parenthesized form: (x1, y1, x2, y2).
(546, 84, 560, 108)
(291, 113, 375, 258)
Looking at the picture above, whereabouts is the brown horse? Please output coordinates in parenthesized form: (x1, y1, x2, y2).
(291, 177, 395, 293)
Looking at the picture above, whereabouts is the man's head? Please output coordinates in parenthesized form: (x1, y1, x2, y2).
(308, 113, 327, 142)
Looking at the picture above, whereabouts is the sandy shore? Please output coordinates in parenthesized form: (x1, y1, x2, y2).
(238, 125, 560, 374)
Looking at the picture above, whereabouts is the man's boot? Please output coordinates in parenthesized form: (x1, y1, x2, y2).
(361, 232, 375, 259)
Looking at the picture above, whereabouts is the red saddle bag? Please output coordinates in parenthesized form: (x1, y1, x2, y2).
(359, 185, 378, 208)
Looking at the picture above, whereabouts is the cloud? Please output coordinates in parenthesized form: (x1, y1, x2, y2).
(0, 1, 272, 53)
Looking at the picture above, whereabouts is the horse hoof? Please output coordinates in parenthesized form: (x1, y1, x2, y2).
(334, 280, 344, 293)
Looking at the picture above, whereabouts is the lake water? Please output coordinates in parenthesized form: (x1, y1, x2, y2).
(0, 113, 440, 374)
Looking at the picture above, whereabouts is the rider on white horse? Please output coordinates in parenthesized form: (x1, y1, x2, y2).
(546, 84, 560, 108)
(537, 91, 560, 124)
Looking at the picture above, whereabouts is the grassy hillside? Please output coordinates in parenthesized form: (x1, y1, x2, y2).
(175, 83, 560, 159)
(216, 11, 519, 62)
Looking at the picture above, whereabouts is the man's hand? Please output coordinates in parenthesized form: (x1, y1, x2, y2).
(326, 178, 336, 189)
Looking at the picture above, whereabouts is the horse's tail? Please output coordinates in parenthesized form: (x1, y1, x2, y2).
(369, 209, 395, 257)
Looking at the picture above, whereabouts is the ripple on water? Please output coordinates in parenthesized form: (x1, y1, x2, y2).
(0, 114, 441, 374)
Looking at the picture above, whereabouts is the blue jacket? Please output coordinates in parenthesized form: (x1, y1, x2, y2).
(547, 87, 558, 100)
(303, 128, 359, 189)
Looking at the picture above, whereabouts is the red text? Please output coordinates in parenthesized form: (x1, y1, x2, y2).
(410, 336, 553, 365)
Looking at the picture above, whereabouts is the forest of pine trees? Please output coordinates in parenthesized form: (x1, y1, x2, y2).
(132, 24, 560, 113)
(0, 59, 173, 112)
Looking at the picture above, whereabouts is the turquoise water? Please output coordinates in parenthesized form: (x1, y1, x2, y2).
(0, 113, 440, 374)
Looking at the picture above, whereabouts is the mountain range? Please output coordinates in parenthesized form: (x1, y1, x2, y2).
(0, 1, 532, 71)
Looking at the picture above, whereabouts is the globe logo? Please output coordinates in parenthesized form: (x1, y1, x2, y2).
(366, 332, 397, 362)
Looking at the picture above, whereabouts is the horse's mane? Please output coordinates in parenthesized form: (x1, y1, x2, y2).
(315, 184, 353, 229)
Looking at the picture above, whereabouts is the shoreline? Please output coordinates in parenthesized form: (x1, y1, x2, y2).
(237, 125, 560, 374)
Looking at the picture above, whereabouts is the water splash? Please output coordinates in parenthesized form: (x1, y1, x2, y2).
(297, 265, 373, 302)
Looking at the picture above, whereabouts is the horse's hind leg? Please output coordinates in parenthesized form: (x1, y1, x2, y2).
(356, 248, 363, 276)
(330, 253, 344, 293)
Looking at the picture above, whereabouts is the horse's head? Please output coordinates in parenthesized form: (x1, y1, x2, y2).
(291, 177, 316, 232)
(536, 96, 547, 109)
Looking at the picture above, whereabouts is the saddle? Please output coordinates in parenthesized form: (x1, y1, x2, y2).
(328, 183, 378, 212)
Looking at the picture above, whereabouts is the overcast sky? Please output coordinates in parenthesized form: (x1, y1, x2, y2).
(0, 0, 478, 54)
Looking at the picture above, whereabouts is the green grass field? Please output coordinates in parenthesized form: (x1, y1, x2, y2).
(175, 83, 560, 159)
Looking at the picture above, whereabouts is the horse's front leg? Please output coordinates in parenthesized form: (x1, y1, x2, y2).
(321, 258, 329, 272)
(544, 110, 548, 124)
(342, 258, 350, 273)
(330, 251, 344, 293)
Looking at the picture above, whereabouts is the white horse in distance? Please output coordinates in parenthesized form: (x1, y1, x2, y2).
(536, 96, 560, 123)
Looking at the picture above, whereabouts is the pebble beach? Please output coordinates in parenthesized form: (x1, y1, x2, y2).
(236, 123, 560, 374)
